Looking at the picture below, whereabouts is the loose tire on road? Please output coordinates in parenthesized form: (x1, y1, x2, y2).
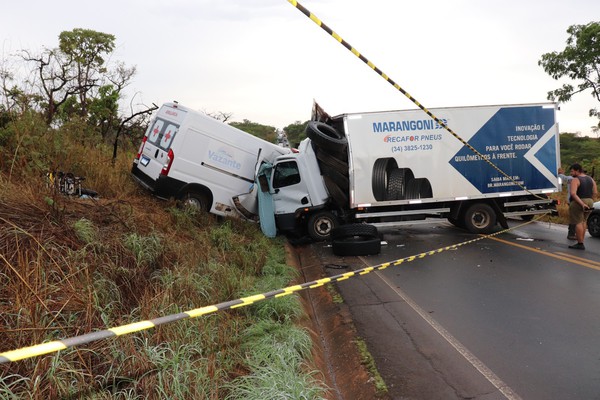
(463, 203, 496, 234)
(372, 158, 398, 201)
(331, 223, 379, 241)
(306, 121, 347, 152)
(588, 212, 600, 238)
(332, 237, 381, 256)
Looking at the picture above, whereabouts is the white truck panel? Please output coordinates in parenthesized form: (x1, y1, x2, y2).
(342, 104, 559, 207)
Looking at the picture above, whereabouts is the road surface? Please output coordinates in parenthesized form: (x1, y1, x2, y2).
(311, 220, 600, 399)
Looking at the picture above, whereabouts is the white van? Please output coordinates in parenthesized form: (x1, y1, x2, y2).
(131, 102, 290, 218)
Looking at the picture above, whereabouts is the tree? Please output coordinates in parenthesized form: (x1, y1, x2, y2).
(230, 119, 277, 143)
(58, 29, 116, 118)
(539, 21, 600, 129)
(283, 120, 308, 148)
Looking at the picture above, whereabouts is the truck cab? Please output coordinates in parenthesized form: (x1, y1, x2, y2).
(263, 139, 334, 239)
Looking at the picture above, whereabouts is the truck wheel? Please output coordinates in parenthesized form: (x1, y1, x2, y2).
(588, 212, 600, 238)
(405, 178, 433, 200)
(385, 168, 414, 200)
(323, 175, 349, 208)
(181, 191, 210, 213)
(372, 158, 398, 201)
(331, 223, 378, 241)
(332, 237, 381, 256)
(306, 121, 347, 152)
(307, 211, 339, 241)
(463, 203, 496, 234)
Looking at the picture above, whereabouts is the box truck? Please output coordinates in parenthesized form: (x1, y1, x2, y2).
(258, 103, 560, 240)
(131, 102, 291, 220)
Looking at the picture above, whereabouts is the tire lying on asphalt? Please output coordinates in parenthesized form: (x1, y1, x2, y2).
(331, 223, 379, 241)
(332, 237, 381, 256)
(331, 223, 381, 256)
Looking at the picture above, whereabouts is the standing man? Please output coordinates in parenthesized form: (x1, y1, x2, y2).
(558, 167, 576, 239)
(568, 163, 597, 250)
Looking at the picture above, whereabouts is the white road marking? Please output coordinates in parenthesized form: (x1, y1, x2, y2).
(372, 269, 522, 400)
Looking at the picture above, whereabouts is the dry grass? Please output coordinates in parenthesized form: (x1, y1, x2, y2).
(0, 135, 310, 399)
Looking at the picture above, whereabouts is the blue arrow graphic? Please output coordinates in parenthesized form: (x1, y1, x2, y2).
(449, 106, 556, 193)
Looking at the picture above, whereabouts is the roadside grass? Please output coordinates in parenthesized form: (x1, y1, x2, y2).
(355, 338, 388, 396)
(0, 124, 325, 398)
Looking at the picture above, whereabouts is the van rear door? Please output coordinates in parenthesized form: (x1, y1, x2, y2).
(137, 106, 187, 180)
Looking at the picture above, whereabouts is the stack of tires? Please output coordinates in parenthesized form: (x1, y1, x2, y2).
(372, 157, 433, 201)
(306, 121, 350, 208)
(331, 223, 381, 256)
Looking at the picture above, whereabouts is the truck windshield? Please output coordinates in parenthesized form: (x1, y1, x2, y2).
(146, 118, 179, 151)
(273, 161, 301, 188)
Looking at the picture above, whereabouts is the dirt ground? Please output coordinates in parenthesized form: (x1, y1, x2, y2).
(286, 244, 389, 400)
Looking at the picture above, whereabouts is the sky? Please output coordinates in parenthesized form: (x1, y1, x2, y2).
(1, 0, 599, 135)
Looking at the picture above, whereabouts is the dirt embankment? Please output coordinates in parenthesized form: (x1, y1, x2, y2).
(287, 244, 388, 400)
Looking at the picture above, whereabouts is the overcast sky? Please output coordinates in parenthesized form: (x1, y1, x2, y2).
(2, 0, 599, 135)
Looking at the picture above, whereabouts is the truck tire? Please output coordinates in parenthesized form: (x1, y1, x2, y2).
(319, 163, 349, 193)
(385, 168, 414, 200)
(332, 237, 381, 256)
(323, 175, 349, 208)
(372, 158, 398, 201)
(463, 203, 496, 234)
(307, 211, 339, 241)
(331, 223, 379, 241)
(405, 178, 433, 200)
(316, 147, 349, 176)
(306, 121, 347, 152)
(588, 212, 600, 238)
(180, 191, 210, 213)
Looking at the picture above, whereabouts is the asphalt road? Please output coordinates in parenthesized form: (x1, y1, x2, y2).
(312, 220, 600, 400)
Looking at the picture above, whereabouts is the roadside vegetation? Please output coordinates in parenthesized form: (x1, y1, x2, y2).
(0, 121, 327, 398)
(0, 27, 325, 396)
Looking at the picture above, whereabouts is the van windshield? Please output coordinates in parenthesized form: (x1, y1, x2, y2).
(146, 118, 179, 151)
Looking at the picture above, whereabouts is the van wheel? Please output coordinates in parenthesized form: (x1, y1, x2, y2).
(463, 203, 496, 234)
(307, 211, 339, 241)
(181, 192, 210, 213)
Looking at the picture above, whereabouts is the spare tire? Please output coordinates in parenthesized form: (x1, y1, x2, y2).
(331, 223, 378, 241)
(306, 121, 347, 152)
